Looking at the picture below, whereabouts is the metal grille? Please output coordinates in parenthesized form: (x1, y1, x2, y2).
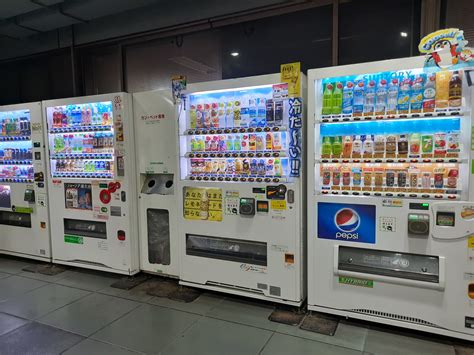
(349, 309, 440, 327)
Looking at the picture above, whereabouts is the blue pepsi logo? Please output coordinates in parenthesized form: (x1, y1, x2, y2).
(335, 208, 360, 233)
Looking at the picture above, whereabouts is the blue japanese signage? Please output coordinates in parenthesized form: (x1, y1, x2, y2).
(288, 97, 302, 177)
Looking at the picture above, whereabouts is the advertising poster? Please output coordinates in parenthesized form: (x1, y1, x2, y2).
(317, 202, 376, 244)
(65, 183, 93, 210)
(183, 187, 222, 221)
(0, 185, 11, 209)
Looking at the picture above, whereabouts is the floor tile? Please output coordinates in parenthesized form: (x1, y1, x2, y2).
(55, 270, 120, 291)
(0, 283, 90, 320)
(261, 333, 362, 355)
(18, 269, 74, 283)
(0, 258, 36, 274)
(92, 304, 200, 354)
(162, 316, 273, 355)
(0, 271, 11, 279)
(364, 329, 455, 355)
(39, 293, 140, 336)
(0, 312, 29, 336)
(275, 320, 368, 351)
(148, 292, 224, 315)
(0, 275, 46, 302)
(0, 322, 83, 355)
(98, 281, 155, 303)
(205, 297, 278, 331)
(63, 338, 142, 355)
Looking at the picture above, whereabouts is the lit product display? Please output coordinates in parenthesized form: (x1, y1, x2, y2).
(47, 102, 114, 179)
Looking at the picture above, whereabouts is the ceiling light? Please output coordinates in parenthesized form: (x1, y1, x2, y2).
(230, 52, 239, 57)
(400, 32, 408, 37)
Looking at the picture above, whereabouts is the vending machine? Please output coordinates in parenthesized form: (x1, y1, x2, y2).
(177, 73, 306, 305)
(43, 93, 139, 275)
(307, 56, 474, 340)
(133, 89, 179, 277)
(0, 102, 50, 261)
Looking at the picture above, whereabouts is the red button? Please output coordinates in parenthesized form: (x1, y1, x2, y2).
(100, 189, 111, 204)
(118, 230, 125, 241)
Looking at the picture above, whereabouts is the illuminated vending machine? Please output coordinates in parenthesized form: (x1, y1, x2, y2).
(307, 56, 474, 340)
(0, 102, 50, 261)
(43, 93, 139, 275)
(178, 74, 306, 305)
(133, 89, 179, 277)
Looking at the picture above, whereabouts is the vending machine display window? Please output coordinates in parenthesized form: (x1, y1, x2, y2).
(46, 102, 115, 179)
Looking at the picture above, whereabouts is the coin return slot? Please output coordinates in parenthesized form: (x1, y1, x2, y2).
(469, 284, 474, 299)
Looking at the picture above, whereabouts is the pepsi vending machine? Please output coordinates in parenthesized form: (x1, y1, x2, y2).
(307, 56, 474, 341)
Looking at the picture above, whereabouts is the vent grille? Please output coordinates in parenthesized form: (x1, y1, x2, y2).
(349, 309, 440, 328)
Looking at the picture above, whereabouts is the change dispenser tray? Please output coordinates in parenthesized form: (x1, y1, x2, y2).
(141, 174, 174, 195)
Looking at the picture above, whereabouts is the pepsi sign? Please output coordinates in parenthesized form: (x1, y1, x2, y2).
(318, 202, 376, 244)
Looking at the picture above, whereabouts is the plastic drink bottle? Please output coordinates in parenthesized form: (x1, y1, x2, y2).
(422, 74, 436, 113)
(409, 133, 421, 156)
(364, 80, 376, 116)
(342, 81, 354, 115)
(386, 78, 399, 115)
(322, 136, 332, 155)
(189, 105, 197, 129)
(233, 101, 241, 127)
(342, 136, 352, 157)
(374, 78, 388, 115)
(332, 82, 343, 115)
(257, 98, 267, 127)
(410, 74, 425, 113)
(435, 71, 451, 109)
(332, 136, 342, 156)
(322, 83, 333, 115)
(449, 71, 462, 107)
(398, 134, 408, 154)
(248, 98, 257, 127)
(352, 80, 365, 116)
(363, 134, 374, 155)
(397, 77, 412, 114)
(352, 135, 363, 155)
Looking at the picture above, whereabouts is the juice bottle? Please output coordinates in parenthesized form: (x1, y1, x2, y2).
(386, 78, 399, 115)
(189, 104, 197, 129)
(256, 134, 264, 151)
(364, 80, 376, 116)
(363, 134, 374, 156)
(422, 73, 436, 113)
(421, 134, 433, 154)
(374, 78, 388, 116)
(435, 71, 451, 109)
(211, 103, 219, 128)
(397, 77, 411, 114)
(352, 135, 363, 155)
(342, 81, 354, 116)
(265, 133, 273, 150)
(353, 80, 365, 117)
(448, 70, 462, 108)
(322, 136, 332, 156)
(332, 82, 343, 115)
(273, 132, 282, 150)
(322, 83, 334, 115)
(410, 74, 424, 113)
(397, 134, 408, 155)
(409, 133, 421, 156)
(342, 135, 352, 157)
(332, 136, 342, 156)
(226, 102, 234, 127)
(196, 104, 204, 128)
(233, 101, 241, 127)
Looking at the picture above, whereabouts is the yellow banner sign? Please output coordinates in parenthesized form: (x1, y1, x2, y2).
(280, 62, 301, 98)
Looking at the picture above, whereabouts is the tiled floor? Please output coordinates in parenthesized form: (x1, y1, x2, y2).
(0, 256, 471, 355)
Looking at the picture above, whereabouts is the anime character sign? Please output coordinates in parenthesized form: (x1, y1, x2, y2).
(419, 28, 474, 69)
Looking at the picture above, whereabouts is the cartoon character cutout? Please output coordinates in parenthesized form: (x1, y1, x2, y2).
(419, 28, 474, 68)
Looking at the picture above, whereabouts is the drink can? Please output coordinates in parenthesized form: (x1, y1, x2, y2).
(363, 170, 372, 186)
(342, 171, 351, 186)
(397, 171, 407, 187)
(447, 168, 458, 188)
(352, 168, 362, 186)
(409, 172, 418, 187)
(322, 169, 331, 185)
(386, 170, 395, 187)
(434, 172, 444, 188)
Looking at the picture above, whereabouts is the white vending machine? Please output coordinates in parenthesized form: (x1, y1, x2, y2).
(0, 102, 50, 261)
(43, 93, 139, 275)
(307, 56, 474, 340)
(177, 74, 306, 305)
(133, 89, 179, 277)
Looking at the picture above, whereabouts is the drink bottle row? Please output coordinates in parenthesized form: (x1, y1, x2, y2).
(0, 148, 32, 161)
(51, 103, 113, 128)
(321, 132, 459, 158)
(53, 160, 114, 173)
(52, 133, 114, 155)
(189, 157, 287, 177)
(0, 116, 31, 137)
(189, 98, 284, 129)
(321, 70, 463, 117)
(321, 164, 459, 190)
(189, 132, 287, 153)
(0, 166, 33, 180)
